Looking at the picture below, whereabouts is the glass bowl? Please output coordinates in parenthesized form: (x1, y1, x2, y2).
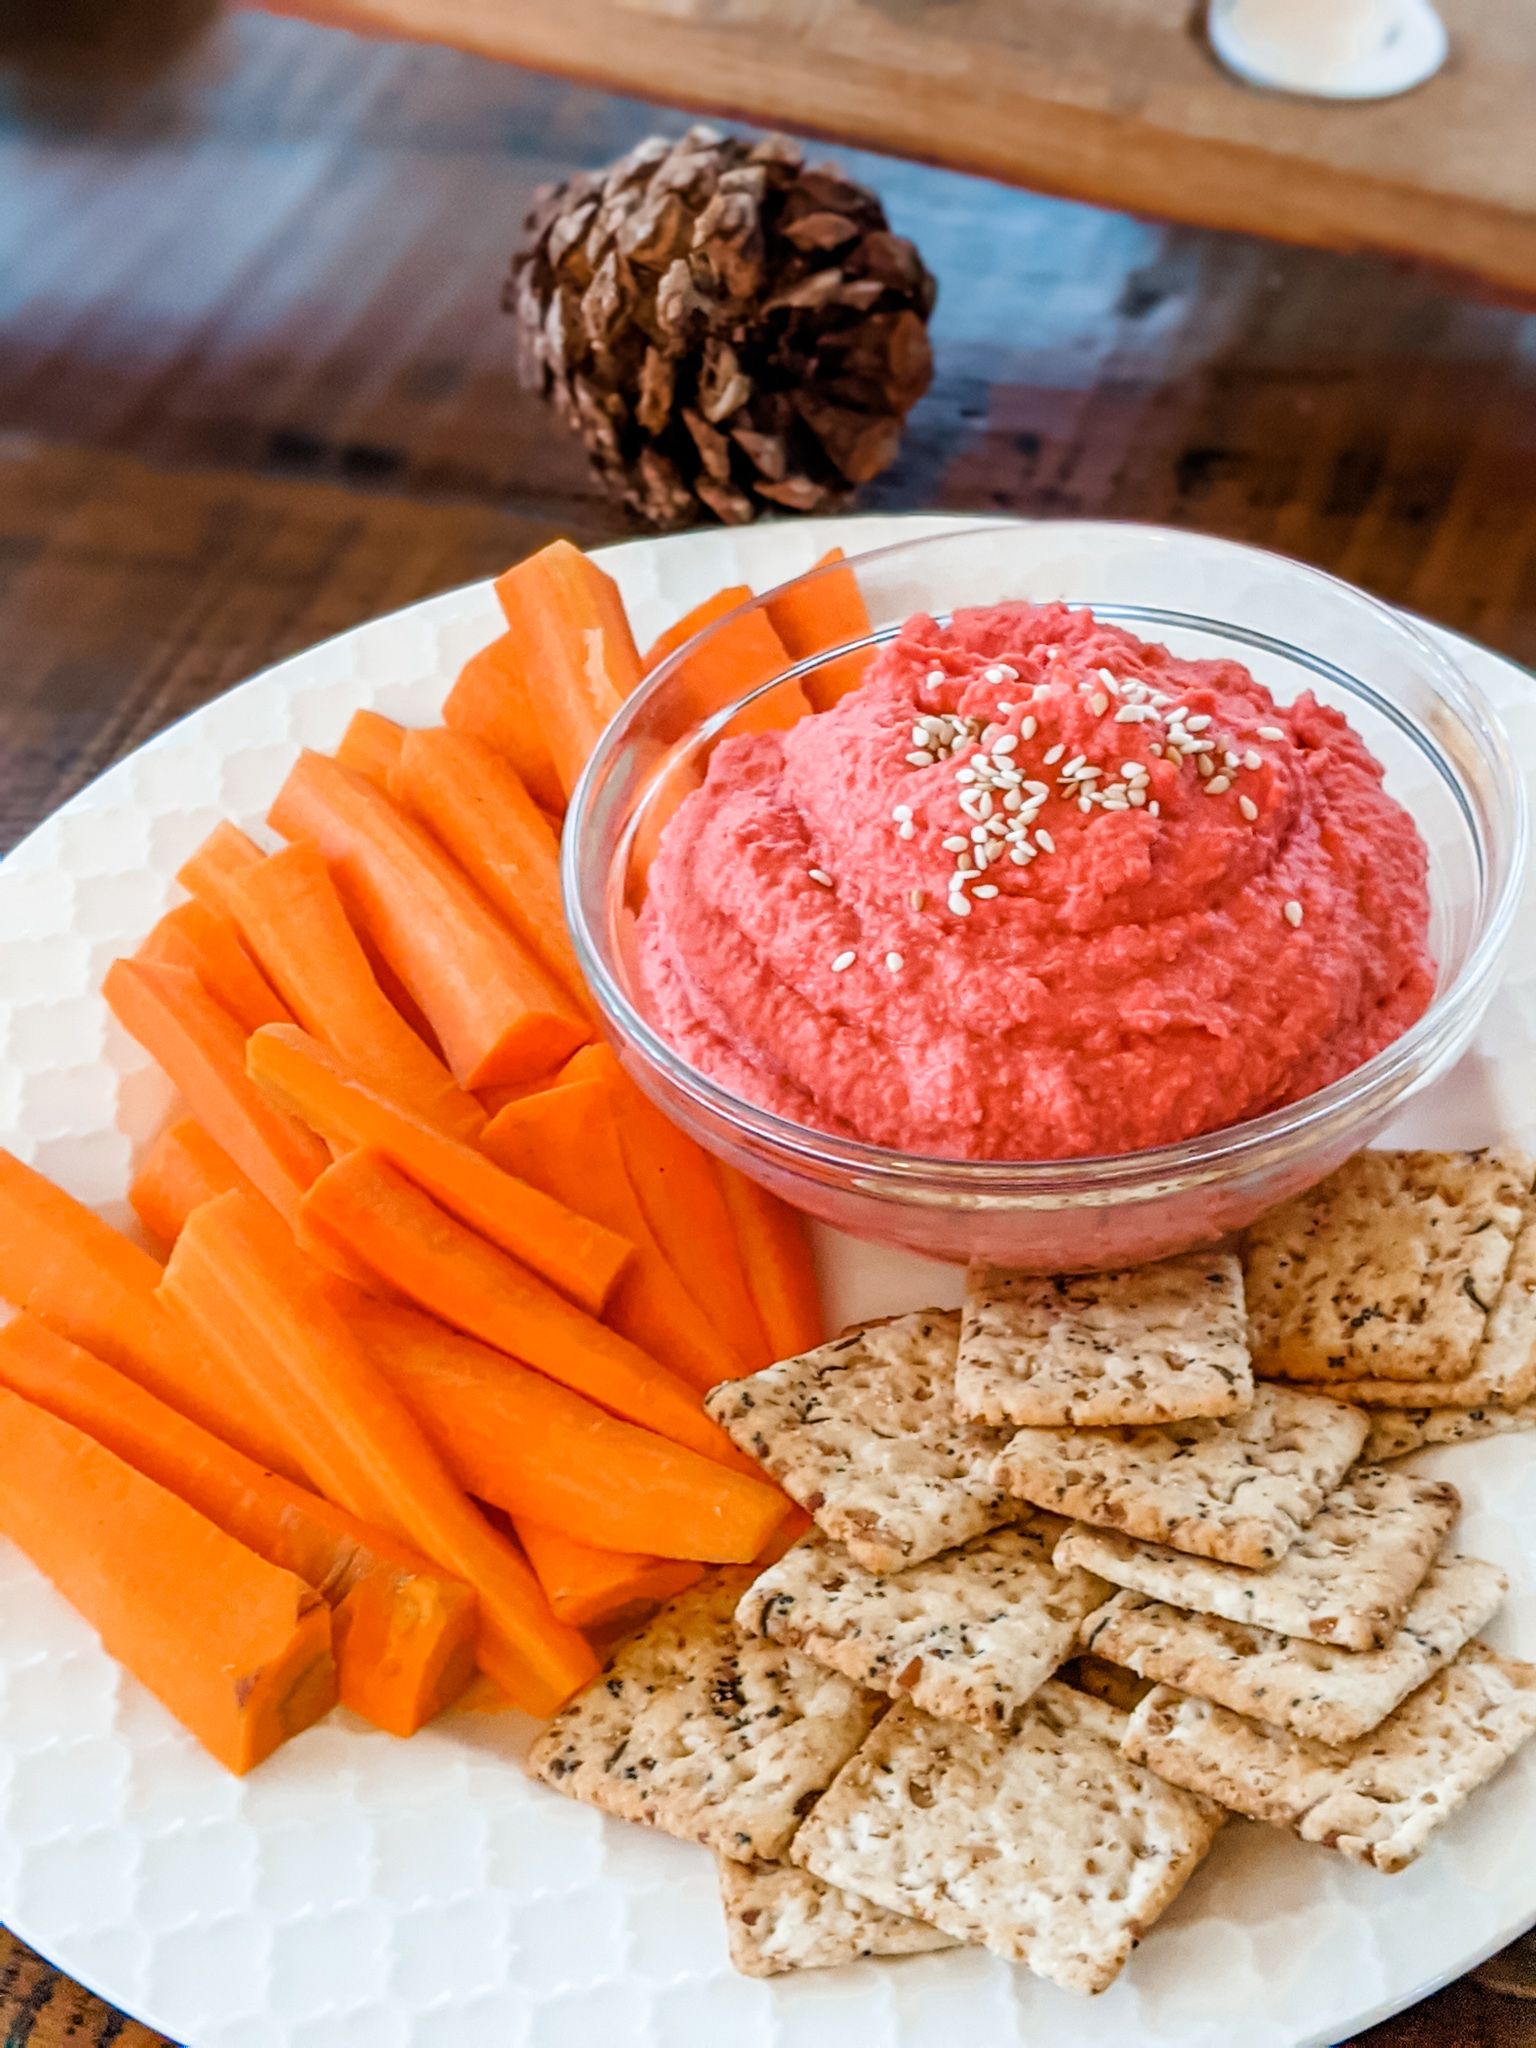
(563, 523, 1528, 1271)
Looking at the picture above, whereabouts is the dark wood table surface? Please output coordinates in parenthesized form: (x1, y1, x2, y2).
(1, 8, 1535, 2043)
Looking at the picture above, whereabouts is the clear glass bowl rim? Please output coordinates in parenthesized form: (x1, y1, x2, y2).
(564, 519, 1530, 1196)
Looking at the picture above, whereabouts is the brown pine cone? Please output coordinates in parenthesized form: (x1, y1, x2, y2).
(506, 127, 937, 530)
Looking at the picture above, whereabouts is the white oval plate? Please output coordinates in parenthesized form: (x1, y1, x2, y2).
(1, 515, 1533, 2048)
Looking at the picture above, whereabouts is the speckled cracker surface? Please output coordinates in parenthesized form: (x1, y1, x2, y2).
(957, 1253, 1252, 1428)
(1243, 1149, 1536, 1385)
(1124, 1642, 1536, 1873)
(992, 1383, 1368, 1568)
(717, 1856, 956, 1977)
(737, 1516, 1110, 1731)
(525, 1572, 883, 1861)
(1365, 1395, 1536, 1462)
(1055, 1466, 1462, 1652)
(704, 1310, 1015, 1573)
(791, 1686, 1223, 1995)
(1081, 1552, 1508, 1746)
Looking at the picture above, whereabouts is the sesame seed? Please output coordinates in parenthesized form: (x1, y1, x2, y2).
(970, 825, 989, 843)
(1258, 726, 1284, 741)
(1244, 750, 1262, 771)
(949, 894, 972, 917)
(832, 951, 856, 971)
(1197, 756, 1213, 778)
(910, 889, 926, 910)
(1097, 668, 1120, 692)
(1035, 829, 1055, 852)
(1284, 900, 1303, 927)
(1114, 704, 1154, 724)
(1239, 796, 1258, 821)
(1010, 846, 1031, 864)
(906, 751, 935, 767)
(993, 734, 1019, 754)
(1224, 752, 1241, 770)
(927, 670, 946, 686)
(1063, 754, 1086, 775)
(808, 869, 833, 887)
(956, 767, 977, 784)
(892, 804, 912, 822)
(1169, 707, 1188, 722)
(1128, 788, 1146, 807)
(976, 794, 995, 819)
(1165, 746, 1182, 767)
(1148, 742, 1163, 756)
(1185, 713, 1212, 732)
(1043, 744, 1065, 765)
(1002, 791, 1022, 812)
(1090, 693, 1109, 716)
(988, 818, 1009, 838)
(898, 820, 915, 839)
(886, 952, 904, 971)
(1205, 775, 1231, 794)
(911, 727, 928, 746)
(973, 884, 999, 898)
(1078, 796, 1092, 813)
(942, 836, 969, 853)
(1148, 800, 1160, 816)
(1021, 716, 1038, 739)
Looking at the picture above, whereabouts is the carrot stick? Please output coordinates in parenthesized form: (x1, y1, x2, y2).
(389, 727, 589, 1011)
(0, 1384, 336, 1774)
(0, 1146, 303, 1479)
(334, 709, 406, 789)
(159, 1191, 599, 1716)
(511, 1518, 702, 1629)
(300, 1148, 752, 1474)
(176, 820, 265, 918)
(764, 546, 875, 712)
(481, 1079, 745, 1392)
(643, 587, 810, 735)
(444, 633, 567, 818)
(137, 900, 293, 1035)
(716, 1164, 824, 1362)
(347, 1293, 786, 1561)
(103, 958, 331, 1227)
(480, 540, 643, 800)
(248, 1024, 630, 1316)
(268, 750, 589, 1088)
(560, 1043, 771, 1368)
(222, 843, 485, 1144)
(754, 1505, 815, 1568)
(643, 586, 752, 670)
(130, 1117, 262, 1247)
(0, 1316, 477, 1736)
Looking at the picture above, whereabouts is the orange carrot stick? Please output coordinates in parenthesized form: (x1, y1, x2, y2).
(0, 1385, 336, 1774)
(176, 819, 265, 918)
(0, 1146, 303, 1479)
(389, 727, 589, 1011)
(248, 1024, 630, 1316)
(444, 633, 567, 818)
(268, 750, 589, 1088)
(222, 843, 485, 1144)
(137, 900, 293, 1035)
(103, 958, 331, 1226)
(643, 586, 751, 670)
(130, 1117, 263, 1247)
(334, 708, 407, 789)
(159, 1191, 599, 1716)
(716, 1164, 824, 1363)
(511, 1518, 702, 1629)
(348, 1294, 786, 1561)
(0, 1316, 477, 1736)
(561, 1043, 771, 1368)
(481, 1079, 745, 1392)
(644, 587, 810, 735)
(754, 1504, 815, 1568)
(481, 540, 643, 800)
(301, 1148, 751, 1474)
(764, 546, 875, 711)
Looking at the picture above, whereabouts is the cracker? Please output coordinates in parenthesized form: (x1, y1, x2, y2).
(1054, 1466, 1462, 1652)
(1080, 1551, 1508, 1745)
(704, 1310, 1015, 1573)
(1123, 1641, 1536, 1873)
(1364, 1395, 1536, 1462)
(717, 1855, 956, 1976)
(992, 1383, 1368, 1568)
(525, 1572, 883, 1861)
(737, 1515, 1110, 1732)
(791, 1686, 1223, 1994)
(957, 1253, 1252, 1428)
(1060, 1652, 1156, 1714)
(1243, 1148, 1536, 1385)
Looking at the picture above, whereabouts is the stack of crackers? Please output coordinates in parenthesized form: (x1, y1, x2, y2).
(526, 1150, 1536, 1994)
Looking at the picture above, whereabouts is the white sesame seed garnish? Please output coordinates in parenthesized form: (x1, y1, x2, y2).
(993, 734, 1019, 754)
(955, 767, 977, 784)
(892, 804, 912, 822)
(1078, 796, 1092, 813)
(1224, 752, 1241, 770)
(1097, 668, 1120, 692)
(1114, 703, 1155, 724)
(898, 820, 915, 839)
(1002, 791, 1022, 812)
(1197, 755, 1213, 778)
(927, 670, 946, 686)
(1090, 693, 1109, 716)
(942, 836, 969, 853)
(1043, 744, 1065, 765)
(1258, 726, 1284, 742)
(1205, 775, 1231, 795)
(906, 750, 935, 767)
(1244, 750, 1263, 771)
(1169, 707, 1188, 722)
(1021, 716, 1037, 739)
(911, 727, 928, 746)
(1148, 742, 1163, 756)
(1035, 829, 1055, 852)
(1165, 746, 1182, 767)
(970, 825, 989, 843)
(1185, 713, 1212, 732)
(808, 868, 833, 887)
(973, 884, 999, 898)
(1120, 762, 1144, 779)
(1284, 900, 1303, 927)
(1128, 788, 1146, 806)
(886, 952, 904, 971)
(975, 793, 994, 818)
(949, 894, 972, 916)
(1239, 795, 1258, 821)
(910, 889, 926, 910)
(1009, 846, 1031, 864)
(832, 950, 856, 971)
(1148, 800, 1160, 816)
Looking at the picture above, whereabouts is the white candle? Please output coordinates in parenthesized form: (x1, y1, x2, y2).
(1208, 0, 1448, 100)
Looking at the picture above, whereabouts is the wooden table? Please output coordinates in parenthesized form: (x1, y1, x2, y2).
(1, 9, 1535, 2041)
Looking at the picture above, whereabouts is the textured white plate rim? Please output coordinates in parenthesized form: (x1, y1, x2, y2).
(0, 511, 1532, 2048)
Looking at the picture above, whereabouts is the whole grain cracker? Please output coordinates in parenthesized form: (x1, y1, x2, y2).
(791, 1686, 1223, 1995)
(525, 1572, 883, 1861)
(1123, 1641, 1536, 1873)
(1054, 1466, 1462, 1652)
(1060, 1652, 1156, 1714)
(992, 1383, 1368, 1568)
(737, 1515, 1110, 1732)
(1243, 1149, 1536, 1385)
(958, 1253, 1252, 1428)
(1364, 1395, 1536, 1462)
(717, 1855, 956, 1976)
(1080, 1551, 1508, 1745)
(704, 1310, 1015, 1573)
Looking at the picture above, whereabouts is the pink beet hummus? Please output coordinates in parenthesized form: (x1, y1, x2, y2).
(636, 601, 1434, 1161)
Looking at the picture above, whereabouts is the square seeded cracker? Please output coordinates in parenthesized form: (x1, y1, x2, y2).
(1080, 1550, 1508, 1746)
(1123, 1641, 1536, 1873)
(791, 1685, 1223, 1995)
(717, 1856, 957, 1977)
(525, 1572, 883, 1862)
(704, 1309, 1015, 1574)
(1364, 1394, 1536, 1462)
(1243, 1148, 1536, 1386)
(992, 1382, 1368, 1569)
(737, 1515, 1111, 1732)
(958, 1253, 1252, 1428)
(1054, 1466, 1463, 1652)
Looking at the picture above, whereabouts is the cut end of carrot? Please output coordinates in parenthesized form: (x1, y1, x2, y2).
(335, 709, 407, 790)
(513, 1517, 703, 1630)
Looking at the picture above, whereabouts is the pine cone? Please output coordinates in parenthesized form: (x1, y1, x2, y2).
(506, 127, 937, 530)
